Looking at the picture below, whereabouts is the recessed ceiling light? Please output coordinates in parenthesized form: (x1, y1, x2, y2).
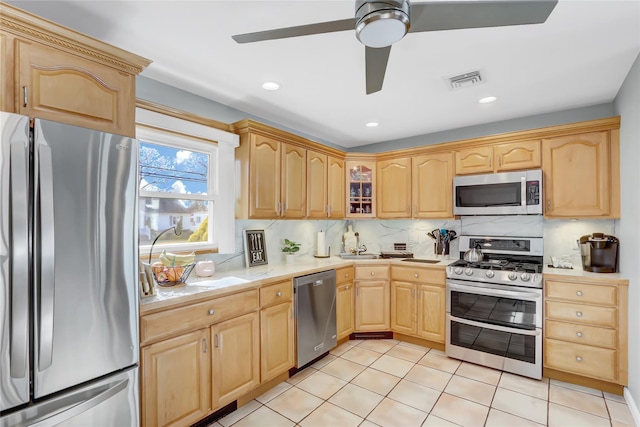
(365, 122, 379, 127)
(262, 82, 280, 91)
(479, 96, 497, 104)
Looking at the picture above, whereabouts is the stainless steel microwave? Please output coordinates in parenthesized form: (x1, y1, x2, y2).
(454, 169, 542, 215)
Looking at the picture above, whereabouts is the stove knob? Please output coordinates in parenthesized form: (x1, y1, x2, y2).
(521, 273, 531, 282)
(508, 272, 518, 281)
(485, 270, 495, 279)
(464, 268, 474, 276)
(454, 267, 463, 275)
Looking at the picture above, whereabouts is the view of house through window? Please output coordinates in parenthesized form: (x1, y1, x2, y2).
(138, 128, 217, 252)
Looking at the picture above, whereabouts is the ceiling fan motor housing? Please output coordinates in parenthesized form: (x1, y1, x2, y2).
(355, 0, 410, 48)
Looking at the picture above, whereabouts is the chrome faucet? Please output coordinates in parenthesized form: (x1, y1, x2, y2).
(354, 232, 367, 255)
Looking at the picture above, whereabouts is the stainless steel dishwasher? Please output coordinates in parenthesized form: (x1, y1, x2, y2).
(294, 269, 337, 367)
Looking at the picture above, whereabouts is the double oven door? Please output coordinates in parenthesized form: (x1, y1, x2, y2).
(446, 279, 542, 379)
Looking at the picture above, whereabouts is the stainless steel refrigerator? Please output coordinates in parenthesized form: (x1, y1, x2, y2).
(1, 112, 139, 426)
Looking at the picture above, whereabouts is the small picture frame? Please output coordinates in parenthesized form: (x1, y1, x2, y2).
(243, 229, 268, 267)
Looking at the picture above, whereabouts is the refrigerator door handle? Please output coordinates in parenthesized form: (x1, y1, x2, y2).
(9, 142, 29, 379)
(37, 143, 56, 371)
(29, 378, 129, 427)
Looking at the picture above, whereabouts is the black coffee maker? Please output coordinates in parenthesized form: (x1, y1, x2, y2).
(578, 233, 619, 273)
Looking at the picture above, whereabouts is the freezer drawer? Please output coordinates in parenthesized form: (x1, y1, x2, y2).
(294, 270, 337, 367)
(0, 366, 139, 427)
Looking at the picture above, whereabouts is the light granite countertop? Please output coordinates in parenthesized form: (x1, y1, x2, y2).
(140, 255, 628, 315)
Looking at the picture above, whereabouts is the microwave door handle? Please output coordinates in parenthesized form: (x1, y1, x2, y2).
(37, 143, 55, 371)
(9, 142, 29, 378)
(447, 281, 541, 300)
(521, 176, 527, 212)
(448, 314, 541, 337)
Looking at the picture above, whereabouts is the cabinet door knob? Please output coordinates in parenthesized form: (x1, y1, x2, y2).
(370, 272, 375, 276)
(276, 291, 282, 297)
(414, 273, 419, 278)
(208, 309, 215, 315)
(576, 291, 583, 297)
(345, 273, 349, 278)
(203, 338, 208, 353)
(345, 285, 350, 290)
(576, 356, 583, 362)
(576, 332, 583, 337)
(576, 311, 583, 318)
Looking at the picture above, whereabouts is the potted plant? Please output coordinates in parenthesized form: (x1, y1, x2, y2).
(282, 239, 301, 264)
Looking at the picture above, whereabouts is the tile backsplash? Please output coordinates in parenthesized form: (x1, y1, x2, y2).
(200, 216, 617, 273)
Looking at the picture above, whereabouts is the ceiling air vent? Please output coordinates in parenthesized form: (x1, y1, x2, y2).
(448, 71, 483, 90)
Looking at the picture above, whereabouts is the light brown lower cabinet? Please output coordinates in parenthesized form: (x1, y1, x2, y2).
(390, 266, 446, 343)
(355, 281, 390, 331)
(141, 329, 211, 427)
(212, 312, 260, 409)
(260, 301, 294, 382)
(336, 267, 355, 340)
(543, 275, 628, 387)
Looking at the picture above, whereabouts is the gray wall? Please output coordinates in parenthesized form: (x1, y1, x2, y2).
(614, 52, 640, 410)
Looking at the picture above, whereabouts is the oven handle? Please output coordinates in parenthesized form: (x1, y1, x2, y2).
(448, 314, 541, 337)
(447, 280, 541, 301)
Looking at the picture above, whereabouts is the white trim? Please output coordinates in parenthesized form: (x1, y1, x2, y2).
(624, 387, 640, 427)
(136, 107, 238, 254)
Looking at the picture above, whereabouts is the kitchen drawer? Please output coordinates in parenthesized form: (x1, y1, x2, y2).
(545, 280, 617, 306)
(544, 338, 616, 382)
(336, 267, 354, 285)
(260, 280, 293, 307)
(355, 265, 389, 280)
(141, 289, 259, 345)
(391, 266, 445, 284)
(545, 301, 617, 328)
(545, 320, 616, 349)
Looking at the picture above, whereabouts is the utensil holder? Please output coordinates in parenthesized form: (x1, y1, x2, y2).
(435, 242, 450, 256)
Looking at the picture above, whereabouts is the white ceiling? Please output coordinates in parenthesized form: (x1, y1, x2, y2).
(8, 0, 640, 148)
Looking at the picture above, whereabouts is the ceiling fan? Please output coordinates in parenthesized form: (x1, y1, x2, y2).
(232, 0, 558, 95)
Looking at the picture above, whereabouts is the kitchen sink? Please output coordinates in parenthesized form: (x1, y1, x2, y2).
(400, 258, 440, 264)
(338, 253, 379, 260)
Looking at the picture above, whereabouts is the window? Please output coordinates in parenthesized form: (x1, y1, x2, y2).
(138, 127, 216, 253)
(136, 107, 239, 255)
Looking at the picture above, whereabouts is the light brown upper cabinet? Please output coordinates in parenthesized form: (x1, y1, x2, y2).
(0, 3, 150, 136)
(377, 157, 412, 218)
(412, 152, 454, 218)
(455, 140, 541, 175)
(346, 159, 376, 218)
(543, 131, 620, 218)
(377, 153, 454, 219)
(307, 151, 345, 218)
(234, 129, 306, 219)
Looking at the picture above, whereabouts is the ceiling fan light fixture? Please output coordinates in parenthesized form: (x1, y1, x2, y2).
(355, 1, 410, 48)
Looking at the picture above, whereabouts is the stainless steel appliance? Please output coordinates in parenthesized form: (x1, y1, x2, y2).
(454, 169, 542, 216)
(294, 270, 337, 368)
(446, 236, 544, 379)
(1, 113, 139, 426)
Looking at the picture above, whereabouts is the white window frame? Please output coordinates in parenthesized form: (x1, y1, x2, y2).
(136, 107, 238, 254)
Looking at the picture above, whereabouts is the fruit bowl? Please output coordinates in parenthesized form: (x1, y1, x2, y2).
(148, 263, 195, 286)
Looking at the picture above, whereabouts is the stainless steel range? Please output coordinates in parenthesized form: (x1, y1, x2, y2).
(445, 236, 544, 379)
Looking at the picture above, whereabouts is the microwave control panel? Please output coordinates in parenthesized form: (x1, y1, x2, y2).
(526, 180, 540, 205)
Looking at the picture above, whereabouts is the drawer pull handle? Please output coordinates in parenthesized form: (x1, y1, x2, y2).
(208, 309, 215, 315)
(576, 332, 583, 337)
(276, 291, 282, 297)
(576, 291, 583, 297)
(370, 272, 375, 276)
(414, 273, 419, 278)
(23, 86, 28, 107)
(576, 356, 583, 362)
(576, 311, 583, 318)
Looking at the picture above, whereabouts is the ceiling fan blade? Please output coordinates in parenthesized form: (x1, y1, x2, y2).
(408, 0, 558, 33)
(365, 46, 392, 95)
(232, 18, 355, 43)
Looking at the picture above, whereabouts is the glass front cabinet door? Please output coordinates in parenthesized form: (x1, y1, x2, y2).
(346, 160, 376, 218)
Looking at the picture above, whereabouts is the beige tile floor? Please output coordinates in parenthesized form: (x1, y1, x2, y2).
(211, 339, 636, 427)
